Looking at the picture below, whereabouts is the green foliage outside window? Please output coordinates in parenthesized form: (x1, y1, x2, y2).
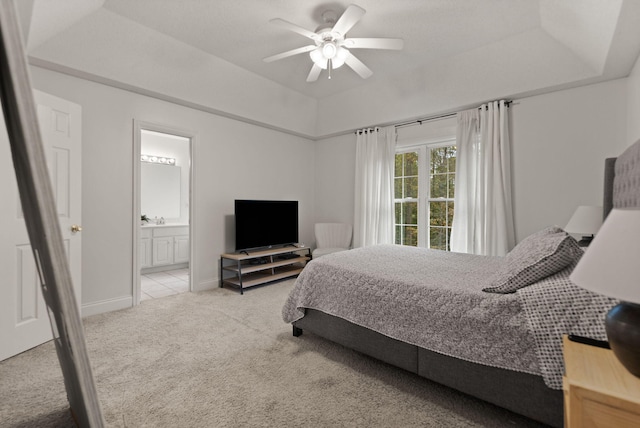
(394, 152, 419, 246)
(429, 146, 456, 250)
(393, 145, 456, 250)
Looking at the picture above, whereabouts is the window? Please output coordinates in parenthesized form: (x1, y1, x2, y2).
(394, 152, 419, 246)
(428, 146, 456, 250)
(394, 142, 456, 250)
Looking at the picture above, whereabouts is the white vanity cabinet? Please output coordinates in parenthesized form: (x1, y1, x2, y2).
(141, 225, 189, 272)
(152, 237, 175, 265)
(140, 228, 153, 268)
(174, 235, 190, 263)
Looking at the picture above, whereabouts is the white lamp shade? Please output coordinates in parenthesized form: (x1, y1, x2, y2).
(565, 205, 603, 235)
(570, 208, 640, 303)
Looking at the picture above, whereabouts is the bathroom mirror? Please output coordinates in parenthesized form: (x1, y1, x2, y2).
(141, 163, 181, 219)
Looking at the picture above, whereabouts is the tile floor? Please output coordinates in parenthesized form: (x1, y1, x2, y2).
(141, 268, 189, 301)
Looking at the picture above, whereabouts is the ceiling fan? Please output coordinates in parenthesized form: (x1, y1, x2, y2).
(264, 4, 403, 82)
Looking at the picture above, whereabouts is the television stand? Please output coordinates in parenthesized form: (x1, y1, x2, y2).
(219, 246, 311, 294)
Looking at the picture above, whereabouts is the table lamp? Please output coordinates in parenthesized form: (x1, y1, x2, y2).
(565, 205, 603, 246)
(570, 208, 640, 377)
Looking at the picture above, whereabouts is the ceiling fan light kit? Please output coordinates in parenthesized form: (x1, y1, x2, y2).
(264, 4, 403, 82)
(310, 43, 348, 69)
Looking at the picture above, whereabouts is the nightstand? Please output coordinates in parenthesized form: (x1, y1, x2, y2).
(563, 335, 640, 427)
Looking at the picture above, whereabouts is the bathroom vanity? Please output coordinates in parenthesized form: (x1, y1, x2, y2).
(140, 224, 189, 273)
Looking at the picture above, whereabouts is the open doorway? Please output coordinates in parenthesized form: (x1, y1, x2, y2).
(133, 122, 195, 305)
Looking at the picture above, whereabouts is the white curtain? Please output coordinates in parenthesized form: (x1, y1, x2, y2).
(353, 126, 396, 248)
(450, 100, 515, 256)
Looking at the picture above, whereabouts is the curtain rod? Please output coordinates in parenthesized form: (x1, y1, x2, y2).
(394, 112, 456, 129)
(355, 100, 513, 134)
(354, 100, 513, 135)
(355, 114, 453, 135)
(394, 100, 512, 130)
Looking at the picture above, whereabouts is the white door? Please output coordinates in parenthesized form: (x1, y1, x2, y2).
(0, 91, 81, 361)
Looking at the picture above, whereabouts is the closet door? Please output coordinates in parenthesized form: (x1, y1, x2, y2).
(0, 91, 82, 361)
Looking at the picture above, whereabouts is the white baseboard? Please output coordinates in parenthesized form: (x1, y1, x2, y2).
(194, 278, 218, 292)
(81, 296, 132, 317)
(81, 278, 218, 317)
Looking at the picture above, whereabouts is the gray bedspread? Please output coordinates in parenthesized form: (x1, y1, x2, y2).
(282, 244, 616, 389)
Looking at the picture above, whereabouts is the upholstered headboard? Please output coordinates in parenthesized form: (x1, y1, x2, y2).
(604, 140, 640, 219)
(603, 157, 616, 218)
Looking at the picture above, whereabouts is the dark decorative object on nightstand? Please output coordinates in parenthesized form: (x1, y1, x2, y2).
(605, 303, 640, 376)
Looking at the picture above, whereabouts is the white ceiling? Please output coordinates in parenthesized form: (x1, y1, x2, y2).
(19, 0, 640, 138)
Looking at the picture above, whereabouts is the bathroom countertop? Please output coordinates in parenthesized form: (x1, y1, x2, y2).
(141, 223, 189, 228)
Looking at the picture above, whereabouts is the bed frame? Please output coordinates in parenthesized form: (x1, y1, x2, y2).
(293, 310, 562, 426)
(292, 141, 640, 428)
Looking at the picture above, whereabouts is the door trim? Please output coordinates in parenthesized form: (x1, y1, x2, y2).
(132, 120, 196, 305)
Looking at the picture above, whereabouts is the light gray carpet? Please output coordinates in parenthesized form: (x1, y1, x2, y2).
(0, 280, 547, 427)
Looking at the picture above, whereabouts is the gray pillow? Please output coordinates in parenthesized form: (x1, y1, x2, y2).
(483, 226, 583, 294)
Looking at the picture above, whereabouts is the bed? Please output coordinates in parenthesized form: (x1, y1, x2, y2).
(282, 139, 640, 427)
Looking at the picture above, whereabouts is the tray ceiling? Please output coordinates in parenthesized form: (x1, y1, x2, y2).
(19, 0, 640, 138)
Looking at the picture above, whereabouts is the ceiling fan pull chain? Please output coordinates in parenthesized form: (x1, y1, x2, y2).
(328, 59, 333, 79)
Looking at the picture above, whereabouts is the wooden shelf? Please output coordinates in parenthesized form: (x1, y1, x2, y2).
(220, 246, 311, 294)
(222, 267, 304, 289)
(222, 256, 309, 274)
(221, 245, 309, 260)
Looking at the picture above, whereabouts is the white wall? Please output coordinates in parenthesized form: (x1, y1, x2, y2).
(627, 54, 640, 144)
(315, 78, 630, 246)
(511, 78, 628, 241)
(29, 66, 315, 315)
(313, 133, 356, 235)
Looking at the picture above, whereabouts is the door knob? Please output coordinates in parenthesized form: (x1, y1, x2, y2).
(71, 224, 82, 233)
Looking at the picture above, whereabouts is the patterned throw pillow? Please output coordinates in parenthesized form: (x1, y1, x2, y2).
(483, 226, 583, 294)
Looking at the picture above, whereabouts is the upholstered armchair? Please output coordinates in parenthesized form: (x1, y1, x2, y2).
(312, 223, 353, 258)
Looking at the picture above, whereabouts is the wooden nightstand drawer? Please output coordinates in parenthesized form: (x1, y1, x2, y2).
(563, 336, 640, 428)
(570, 385, 640, 427)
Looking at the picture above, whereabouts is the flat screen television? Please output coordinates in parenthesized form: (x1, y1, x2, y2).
(234, 200, 298, 251)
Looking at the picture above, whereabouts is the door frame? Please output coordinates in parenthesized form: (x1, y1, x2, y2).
(132, 120, 196, 305)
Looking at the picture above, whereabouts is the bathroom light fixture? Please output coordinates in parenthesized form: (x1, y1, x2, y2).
(141, 154, 176, 165)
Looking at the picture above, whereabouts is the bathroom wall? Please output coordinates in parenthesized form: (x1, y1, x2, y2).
(141, 130, 190, 224)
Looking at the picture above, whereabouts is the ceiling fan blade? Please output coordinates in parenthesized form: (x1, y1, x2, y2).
(270, 18, 320, 41)
(264, 45, 316, 63)
(345, 52, 373, 79)
(332, 4, 365, 37)
(344, 38, 404, 50)
(306, 64, 322, 82)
